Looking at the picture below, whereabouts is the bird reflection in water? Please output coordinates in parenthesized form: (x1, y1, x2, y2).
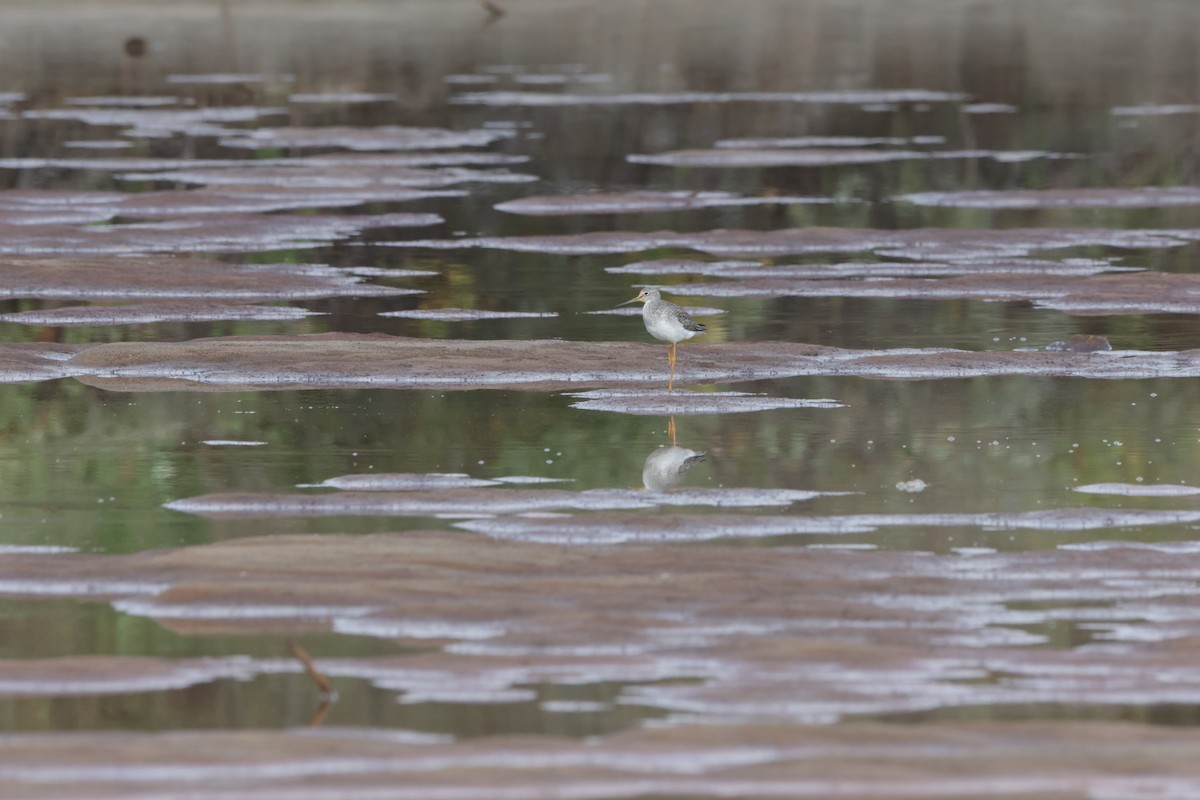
(643, 415, 708, 491)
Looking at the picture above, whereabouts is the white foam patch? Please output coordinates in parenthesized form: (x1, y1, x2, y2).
(638, 261, 1132, 283)
(1059, 541, 1200, 553)
(308, 473, 499, 491)
(494, 191, 835, 216)
(607, 258, 1132, 279)
(1112, 104, 1200, 116)
(0, 208, 116, 226)
(118, 165, 533, 189)
(0, 544, 77, 554)
(607, 259, 759, 275)
(805, 543, 878, 551)
(0, 212, 443, 256)
(568, 389, 845, 415)
(0, 153, 525, 172)
(896, 513, 1045, 543)
(23, 106, 285, 139)
(639, 488, 832, 507)
(953, 547, 998, 556)
(512, 73, 611, 85)
(0, 157, 244, 171)
(164, 492, 656, 517)
(66, 96, 189, 108)
(456, 514, 877, 545)
(299, 728, 453, 745)
(166, 73, 294, 84)
(715, 135, 943, 148)
(935, 626, 1049, 648)
(64, 140, 134, 150)
(584, 305, 726, 318)
(398, 688, 539, 705)
(963, 103, 1018, 113)
(165, 486, 829, 519)
(898, 186, 1200, 209)
(626, 148, 1070, 168)
(0, 305, 325, 326)
(629, 149, 928, 168)
(1039, 299, 1200, 315)
(1073, 483, 1200, 497)
(541, 700, 611, 712)
(218, 125, 509, 152)
(287, 152, 530, 168)
(202, 440, 268, 447)
(289, 93, 396, 103)
(456, 508, 1200, 544)
(109, 187, 463, 218)
(113, 597, 380, 620)
(0, 657, 260, 696)
(495, 476, 575, 484)
(444, 74, 501, 85)
(0, 755, 425, 786)
(0, 365, 87, 384)
(379, 309, 559, 321)
(0, 579, 167, 596)
(451, 89, 968, 106)
(343, 267, 440, 278)
(331, 617, 509, 640)
(1082, 623, 1177, 642)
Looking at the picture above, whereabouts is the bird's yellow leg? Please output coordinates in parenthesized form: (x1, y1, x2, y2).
(668, 415, 677, 444)
(667, 343, 676, 392)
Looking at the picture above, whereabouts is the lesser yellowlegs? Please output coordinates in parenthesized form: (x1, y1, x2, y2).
(617, 287, 706, 392)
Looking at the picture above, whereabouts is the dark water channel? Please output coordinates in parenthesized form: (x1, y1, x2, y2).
(5, 2, 1200, 790)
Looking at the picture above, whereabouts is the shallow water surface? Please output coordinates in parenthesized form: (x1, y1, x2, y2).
(5, 0, 1200, 795)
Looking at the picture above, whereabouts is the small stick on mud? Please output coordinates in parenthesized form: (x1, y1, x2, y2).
(306, 697, 335, 728)
(287, 640, 336, 699)
(481, 1, 507, 21)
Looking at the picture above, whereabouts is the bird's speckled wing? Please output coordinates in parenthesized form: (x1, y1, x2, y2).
(672, 305, 706, 332)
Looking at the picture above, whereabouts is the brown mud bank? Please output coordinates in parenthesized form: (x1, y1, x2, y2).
(0, 333, 1196, 391)
(0, 256, 416, 301)
(5, 532, 1200, 723)
(395, 226, 1200, 259)
(2, 720, 1200, 799)
(667, 270, 1200, 316)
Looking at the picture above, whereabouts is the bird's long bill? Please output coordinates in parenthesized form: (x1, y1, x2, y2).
(616, 295, 642, 307)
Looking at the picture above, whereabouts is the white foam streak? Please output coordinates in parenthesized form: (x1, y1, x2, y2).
(452, 89, 968, 106)
(332, 618, 508, 640)
(1074, 483, 1200, 497)
(0, 579, 167, 596)
(113, 598, 379, 620)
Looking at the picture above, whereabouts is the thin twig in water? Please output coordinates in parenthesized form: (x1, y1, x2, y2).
(306, 697, 335, 728)
(287, 640, 336, 698)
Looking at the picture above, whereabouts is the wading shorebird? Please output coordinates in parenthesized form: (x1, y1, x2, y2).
(617, 287, 706, 392)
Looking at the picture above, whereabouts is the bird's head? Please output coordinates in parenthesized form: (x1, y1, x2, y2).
(616, 287, 660, 307)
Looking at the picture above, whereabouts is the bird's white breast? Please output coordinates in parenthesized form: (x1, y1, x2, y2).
(643, 304, 699, 344)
